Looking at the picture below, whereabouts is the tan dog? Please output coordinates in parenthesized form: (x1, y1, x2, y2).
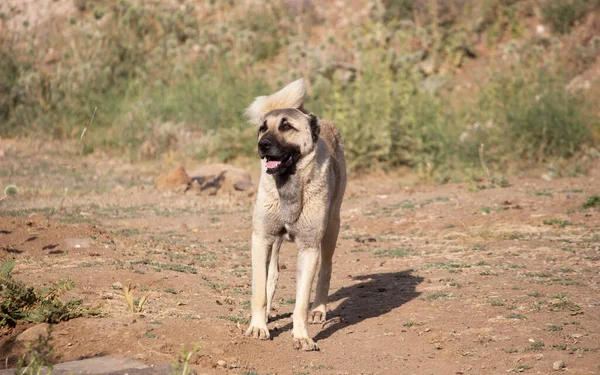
(244, 79, 346, 351)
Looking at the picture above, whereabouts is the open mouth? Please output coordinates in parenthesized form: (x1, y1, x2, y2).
(265, 154, 293, 174)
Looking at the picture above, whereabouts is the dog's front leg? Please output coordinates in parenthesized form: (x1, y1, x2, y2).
(292, 246, 320, 351)
(246, 231, 276, 340)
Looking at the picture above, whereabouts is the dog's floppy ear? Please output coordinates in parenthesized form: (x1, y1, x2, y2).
(245, 79, 307, 125)
(309, 113, 320, 143)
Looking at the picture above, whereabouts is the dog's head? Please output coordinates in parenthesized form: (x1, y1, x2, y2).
(245, 79, 320, 176)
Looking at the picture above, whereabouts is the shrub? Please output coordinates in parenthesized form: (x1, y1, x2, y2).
(541, 0, 596, 34)
(0, 261, 98, 327)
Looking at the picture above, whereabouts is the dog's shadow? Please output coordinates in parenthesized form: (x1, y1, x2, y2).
(270, 270, 423, 342)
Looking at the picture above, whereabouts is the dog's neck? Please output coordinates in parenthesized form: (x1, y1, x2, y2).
(275, 172, 303, 224)
(273, 143, 321, 224)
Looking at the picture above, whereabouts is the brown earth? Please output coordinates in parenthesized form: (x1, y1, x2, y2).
(1, 140, 599, 375)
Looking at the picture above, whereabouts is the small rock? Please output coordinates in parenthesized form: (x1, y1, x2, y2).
(112, 281, 124, 290)
(155, 166, 192, 190)
(16, 323, 50, 343)
(216, 360, 227, 367)
(63, 237, 93, 249)
(233, 180, 254, 191)
(553, 360, 565, 371)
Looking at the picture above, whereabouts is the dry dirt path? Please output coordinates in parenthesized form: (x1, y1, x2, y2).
(1, 142, 599, 374)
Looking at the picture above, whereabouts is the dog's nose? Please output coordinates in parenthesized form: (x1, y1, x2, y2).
(258, 138, 271, 152)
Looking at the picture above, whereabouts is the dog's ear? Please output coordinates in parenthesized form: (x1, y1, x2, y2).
(245, 79, 307, 125)
(309, 114, 320, 143)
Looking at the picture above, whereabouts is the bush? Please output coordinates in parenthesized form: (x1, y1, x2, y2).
(541, 0, 596, 34)
(470, 67, 595, 163)
(0, 261, 98, 327)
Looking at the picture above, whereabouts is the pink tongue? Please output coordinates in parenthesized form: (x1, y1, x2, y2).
(266, 160, 281, 169)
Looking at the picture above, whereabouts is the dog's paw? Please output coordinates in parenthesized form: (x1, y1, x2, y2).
(245, 324, 270, 340)
(293, 337, 319, 351)
(308, 309, 326, 324)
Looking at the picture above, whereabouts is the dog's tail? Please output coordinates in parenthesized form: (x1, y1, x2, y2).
(245, 79, 307, 125)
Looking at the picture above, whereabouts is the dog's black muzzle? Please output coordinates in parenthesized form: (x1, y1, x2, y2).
(258, 135, 299, 175)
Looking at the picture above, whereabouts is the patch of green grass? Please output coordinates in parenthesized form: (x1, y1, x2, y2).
(373, 247, 410, 258)
(426, 293, 451, 301)
(553, 344, 567, 350)
(164, 288, 177, 294)
(1, 260, 99, 327)
(505, 313, 526, 320)
(217, 315, 249, 324)
(403, 321, 426, 327)
(505, 348, 518, 353)
(527, 292, 544, 298)
(541, 0, 596, 34)
(524, 342, 544, 351)
(543, 218, 571, 228)
(514, 365, 532, 372)
(491, 300, 504, 307)
(533, 190, 553, 197)
(130, 260, 197, 274)
(278, 298, 296, 305)
(113, 228, 143, 237)
(473, 261, 489, 266)
(546, 324, 563, 332)
(525, 272, 552, 278)
(559, 267, 574, 273)
(583, 195, 600, 209)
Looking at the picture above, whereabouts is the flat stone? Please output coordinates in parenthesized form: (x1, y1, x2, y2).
(553, 360, 565, 371)
(54, 356, 148, 373)
(15, 323, 50, 343)
(0, 364, 184, 375)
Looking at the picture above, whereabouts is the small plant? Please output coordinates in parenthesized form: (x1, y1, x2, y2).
(0, 185, 18, 203)
(373, 248, 410, 258)
(16, 325, 54, 375)
(164, 287, 177, 294)
(403, 321, 426, 327)
(505, 348, 518, 353)
(524, 342, 545, 351)
(546, 324, 563, 331)
(426, 293, 450, 301)
(172, 343, 201, 375)
(1, 261, 97, 327)
(541, 0, 594, 34)
(491, 300, 504, 306)
(583, 195, 600, 209)
(543, 218, 571, 228)
(505, 313, 526, 320)
(122, 282, 149, 313)
(552, 343, 567, 350)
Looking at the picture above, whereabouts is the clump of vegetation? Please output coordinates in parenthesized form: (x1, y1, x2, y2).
(543, 218, 572, 228)
(583, 195, 600, 209)
(541, 0, 596, 34)
(0, 261, 98, 327)
(0, 185, 18, 203)
(16, 325, 54, 375)
(172, 343, 201, 375)
(122, 282, 149, 313)
(0, 0, 597, 175)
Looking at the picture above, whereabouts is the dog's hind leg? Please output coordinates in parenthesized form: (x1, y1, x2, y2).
(246, 232, 276, 340)
(266, 237, 283, 323)
(309, 214, 340, 324)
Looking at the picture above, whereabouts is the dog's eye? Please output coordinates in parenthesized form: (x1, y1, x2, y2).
(280, 121, 293, 131)
(258, 124, 267, 133)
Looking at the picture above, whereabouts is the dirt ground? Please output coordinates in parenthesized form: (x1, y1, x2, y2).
(1, 139, 599, 375)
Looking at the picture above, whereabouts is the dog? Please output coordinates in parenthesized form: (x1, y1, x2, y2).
(244, 79, 346, 351)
